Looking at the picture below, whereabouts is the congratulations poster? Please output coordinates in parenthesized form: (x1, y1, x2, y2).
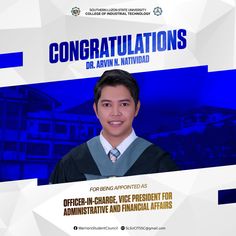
(0, 0, 236, 235)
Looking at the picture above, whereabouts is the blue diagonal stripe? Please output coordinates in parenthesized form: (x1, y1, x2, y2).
(0, 52, 23, 69)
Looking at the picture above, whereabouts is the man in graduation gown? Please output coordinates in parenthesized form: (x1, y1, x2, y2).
(50, 69, 178, 184)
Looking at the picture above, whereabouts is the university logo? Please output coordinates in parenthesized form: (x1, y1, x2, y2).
(71, 7, 80, 16)
(153, 7, 162, 16)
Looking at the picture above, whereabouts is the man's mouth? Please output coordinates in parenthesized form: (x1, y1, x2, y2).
(108, 121, 123, 125)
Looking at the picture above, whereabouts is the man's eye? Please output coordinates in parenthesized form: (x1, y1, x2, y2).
(121, 103, 129, 107)
(102, 103, 111, 107)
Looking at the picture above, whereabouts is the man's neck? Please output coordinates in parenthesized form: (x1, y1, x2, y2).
(102, 131, 132, 148)
(99, 129, 137, 157)
(104, 136, 126, 148)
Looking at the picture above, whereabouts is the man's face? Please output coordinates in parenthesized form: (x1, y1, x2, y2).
(93, 85, 140, 144)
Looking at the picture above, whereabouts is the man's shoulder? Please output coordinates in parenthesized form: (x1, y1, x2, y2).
(134, 137, 163, 152)
(144, 141, 166, 154)
(60, 141, 90, 164)
(125, 138, 178, 175)
(140, 139, 179, 171)
(60, 136, 100, 164)
(133, 137, 173, 162)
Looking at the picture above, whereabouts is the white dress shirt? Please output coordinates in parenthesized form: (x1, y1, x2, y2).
(100, 129, 137, 159)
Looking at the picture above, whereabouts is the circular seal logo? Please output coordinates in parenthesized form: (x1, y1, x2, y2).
(71, 7, 80, 16)
(153, 7, 163, 16)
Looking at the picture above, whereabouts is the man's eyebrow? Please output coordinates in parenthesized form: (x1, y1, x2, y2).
(119, 99, 131, 102)
(100, 99, 112, 102)
(100, 99, 131, 102)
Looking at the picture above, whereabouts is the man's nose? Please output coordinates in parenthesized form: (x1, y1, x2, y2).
(111, 104, 121, 116)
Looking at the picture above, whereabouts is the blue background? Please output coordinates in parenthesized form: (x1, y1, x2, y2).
(0, 65, 235, 185)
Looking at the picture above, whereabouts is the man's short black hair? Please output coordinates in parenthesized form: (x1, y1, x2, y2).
(94, 69, 140, 106)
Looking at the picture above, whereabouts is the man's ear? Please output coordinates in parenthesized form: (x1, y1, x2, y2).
(93, 102, 98, 118)
(135, 101, 140, 117)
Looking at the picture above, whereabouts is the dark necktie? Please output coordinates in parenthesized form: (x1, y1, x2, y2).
(108, 148, 120, 163)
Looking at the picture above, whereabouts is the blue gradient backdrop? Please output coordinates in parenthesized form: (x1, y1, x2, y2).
(0, 66, 235, 185)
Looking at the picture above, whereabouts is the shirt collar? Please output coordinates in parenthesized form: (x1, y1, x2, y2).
(100, 129, 137, 156)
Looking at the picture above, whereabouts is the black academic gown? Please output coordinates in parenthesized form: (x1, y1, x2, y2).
(50, 137, 178, 184)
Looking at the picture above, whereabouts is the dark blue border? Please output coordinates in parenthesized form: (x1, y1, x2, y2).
(218, 189, 236, 205)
